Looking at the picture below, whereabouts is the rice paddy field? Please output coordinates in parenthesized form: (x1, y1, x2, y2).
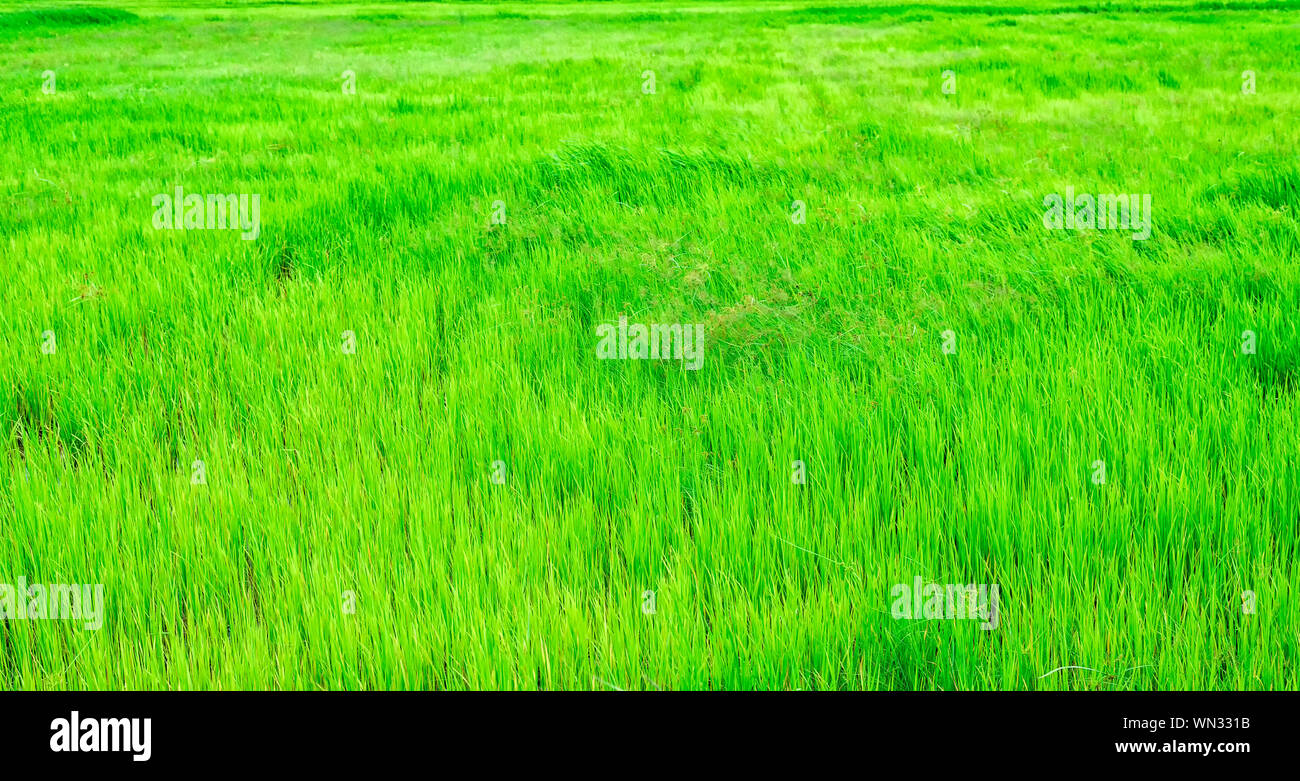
(1, 0, 1298, 690)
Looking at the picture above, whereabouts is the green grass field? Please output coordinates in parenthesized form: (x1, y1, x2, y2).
(2, 0, 1297, 690)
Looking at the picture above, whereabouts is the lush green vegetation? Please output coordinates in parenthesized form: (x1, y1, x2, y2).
(1, 0, 1297, 689)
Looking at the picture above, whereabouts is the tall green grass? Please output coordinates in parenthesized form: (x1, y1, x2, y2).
(1, 0, 1297, 689)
